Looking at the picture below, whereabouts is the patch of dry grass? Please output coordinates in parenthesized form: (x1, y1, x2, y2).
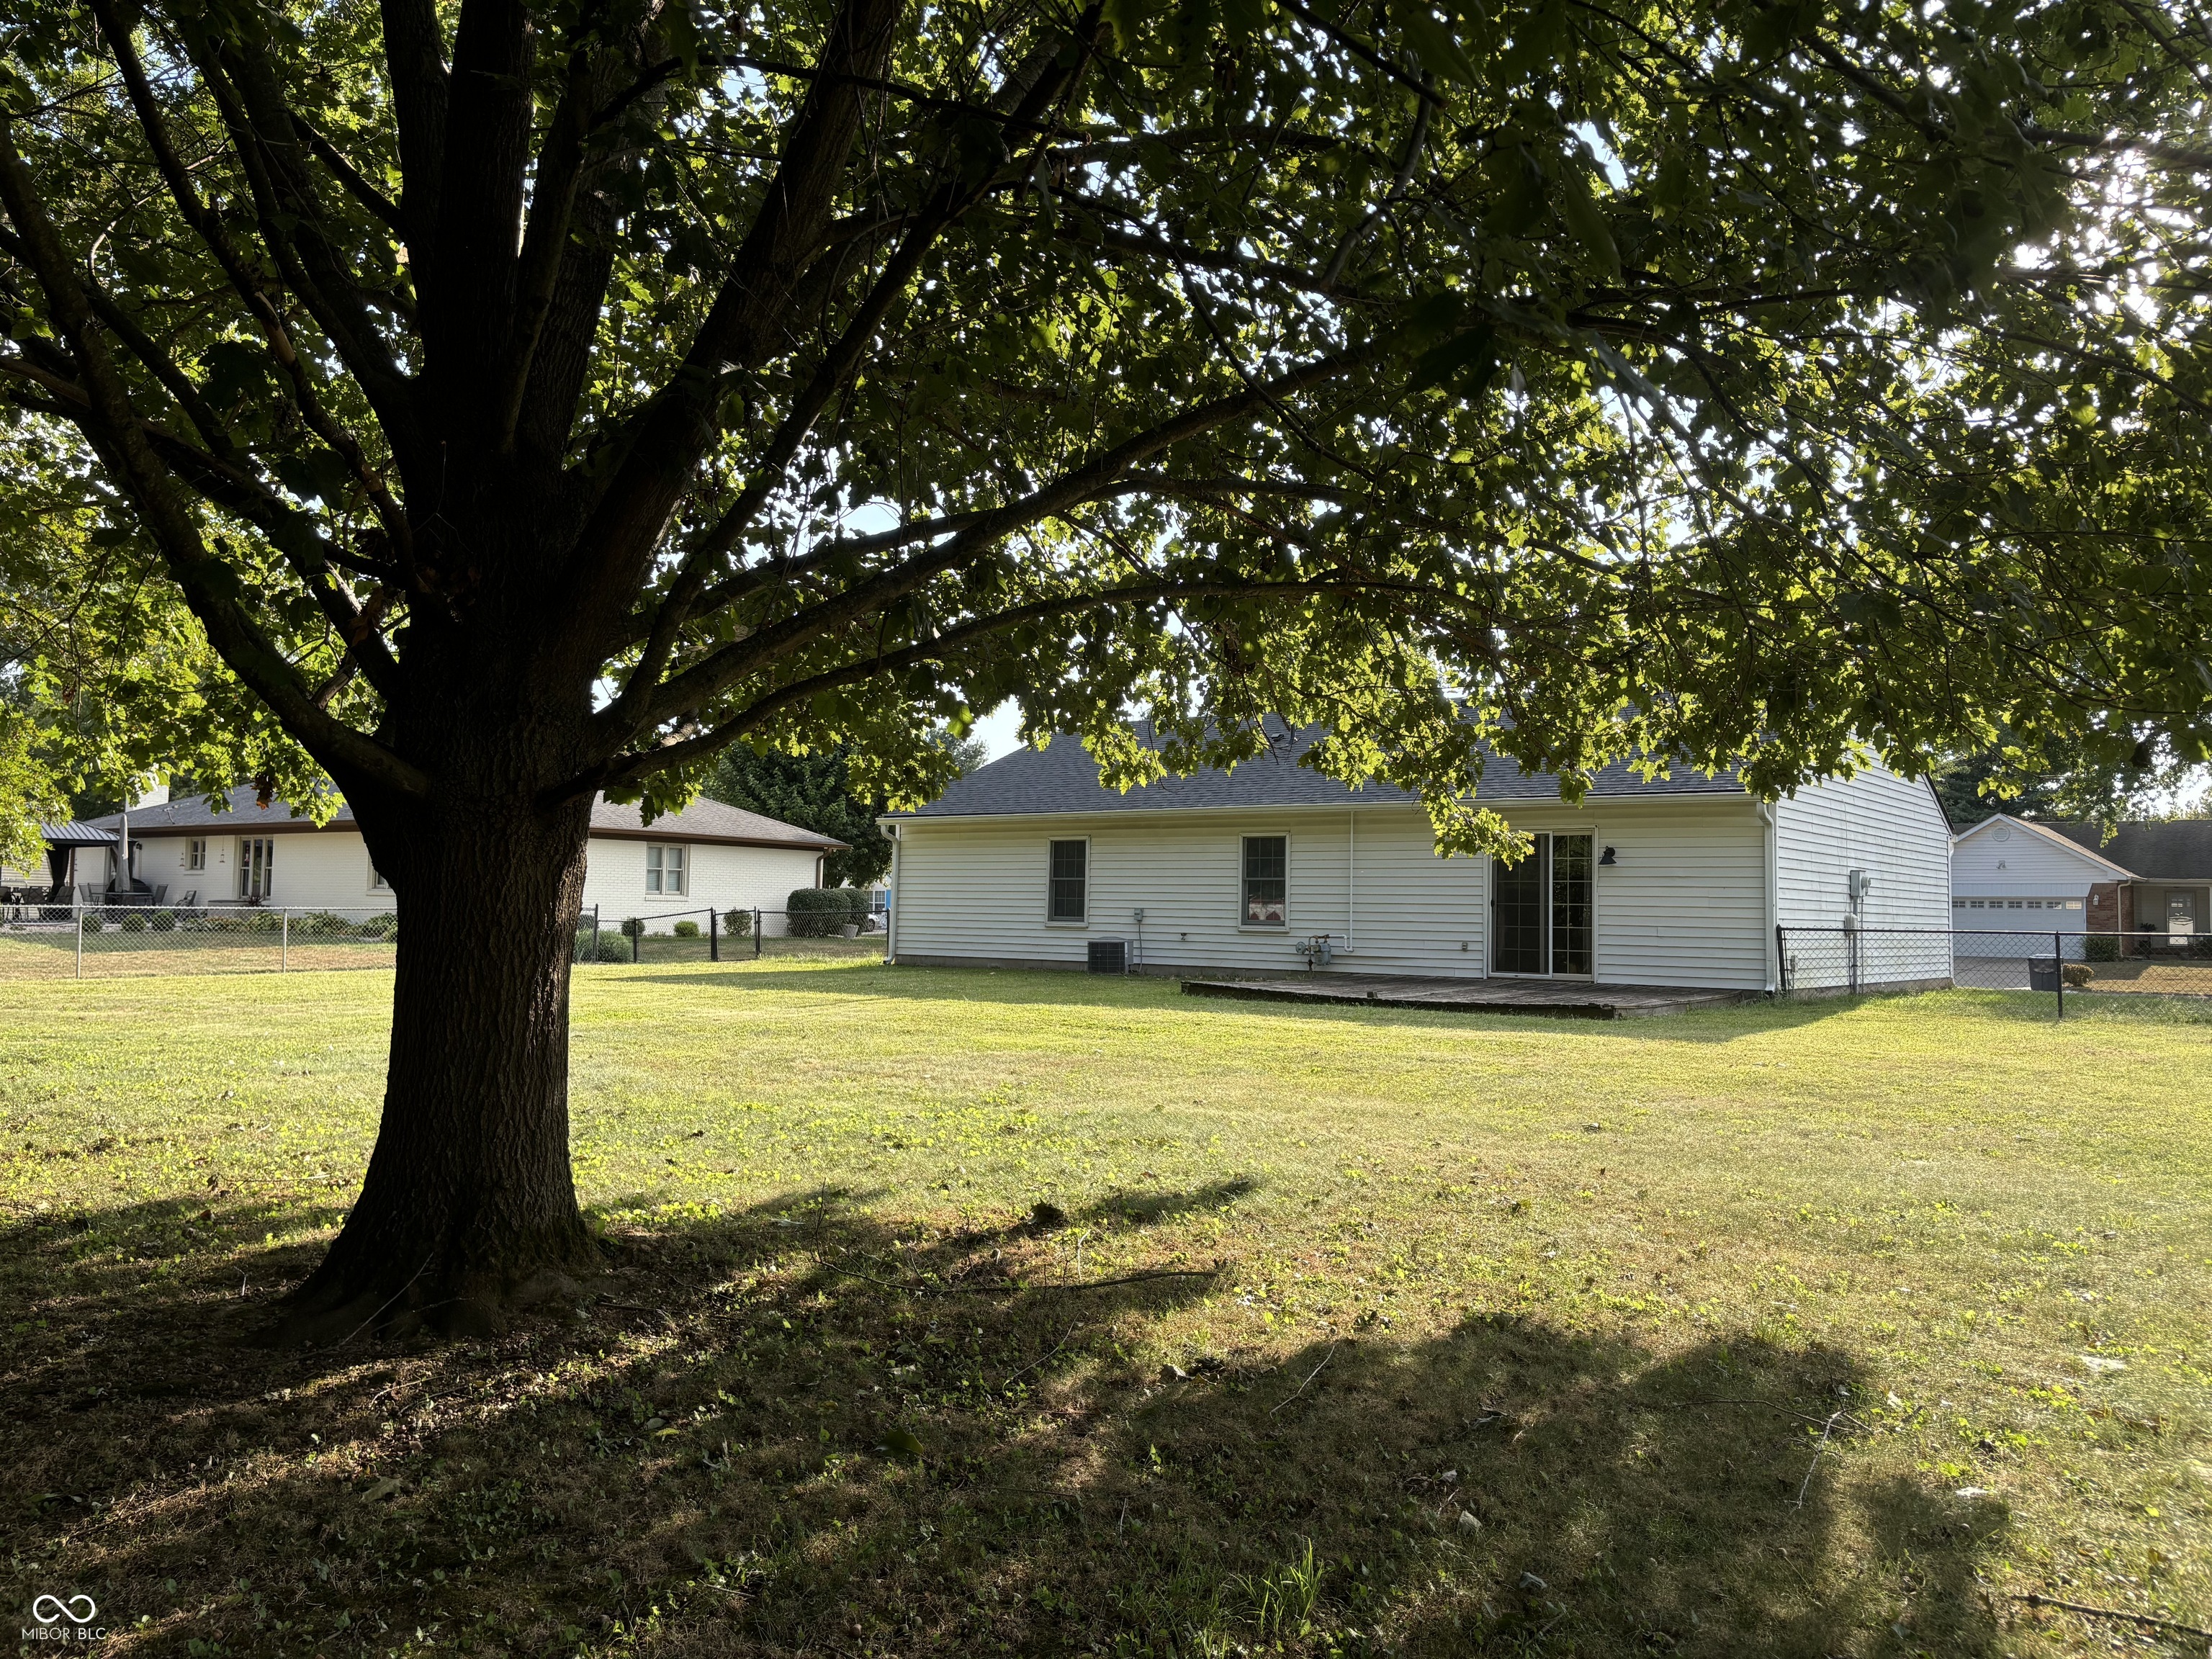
(1, 963, 2208, 1658)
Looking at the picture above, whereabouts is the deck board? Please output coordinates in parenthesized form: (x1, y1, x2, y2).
(1179, 973, 1753, 1020)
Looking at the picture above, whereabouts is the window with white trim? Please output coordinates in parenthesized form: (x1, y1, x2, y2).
(1047, 839, 1087, 922)
(645, 843, 687, 895)
(369, 860, 391, 892)
(186, 838, 206, 871)
(1242, 835, 1287, 926)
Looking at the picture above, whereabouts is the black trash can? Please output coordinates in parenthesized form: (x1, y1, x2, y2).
(2028, 957, 2060, 992)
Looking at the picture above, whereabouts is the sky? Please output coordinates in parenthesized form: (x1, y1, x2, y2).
(968, 701, 1025, 763)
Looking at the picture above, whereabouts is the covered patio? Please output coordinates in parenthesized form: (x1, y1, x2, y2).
(1, 819, 118, 914)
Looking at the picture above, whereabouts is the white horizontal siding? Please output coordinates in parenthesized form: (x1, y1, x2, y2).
(1575, 800, 1768, 989)
(1773, 765, 1953, 987)
(126, 827, 821, 932)
(1950, 821, 2108, 900)
(891, 796, 1776, 989)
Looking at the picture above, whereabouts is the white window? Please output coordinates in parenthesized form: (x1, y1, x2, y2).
(186, 838, 207, 871)
(2007, 899, 2023, 909)
(645, 843, 686, 895)
(1969, 900, 1985, 909)
(1047, 839, 1087, 922)
(239, 837, 274, 900)
(2064, 899, 2083, 911)
(1242, 835, 1288, 926)
(368, 860, 390, 892)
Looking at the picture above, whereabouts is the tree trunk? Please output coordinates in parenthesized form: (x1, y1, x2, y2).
(274, 791, 601, 1341)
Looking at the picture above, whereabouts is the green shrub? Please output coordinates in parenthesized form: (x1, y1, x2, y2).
(787, 887, 871, 937)
(722, 907, 752, 937)
(301, 910, 354, 936)
(2082, 932, 2121, 962)
(621, 916, 645, 940)
(81, 911, 103, 933)
(150, 909, 177, 932)
(119, 911, 148, 932)
(362, 913, 397, 940)
(673, 919, 700, 938)
(2191, 934, 2212, 960)
(599, 935, 629, 962)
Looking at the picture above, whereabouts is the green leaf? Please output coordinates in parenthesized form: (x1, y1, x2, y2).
(877, 1426, 926, 1459)
(1102, 0, 1166, 50)
(1411, 323, 1497, 393)
(1556, 150, 1621, 281)
(1396, 0, 1480, 84)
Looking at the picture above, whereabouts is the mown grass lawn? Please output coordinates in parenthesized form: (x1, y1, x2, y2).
(2, 964, 2208, 1659)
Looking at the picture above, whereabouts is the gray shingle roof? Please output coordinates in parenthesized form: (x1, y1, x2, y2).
(2049, 819, 2212, 880)
(896, 726, 1745, 819)
(88, 786, 844, 850)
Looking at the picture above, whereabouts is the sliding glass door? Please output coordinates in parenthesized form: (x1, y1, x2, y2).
(1491, 834, 1593, 976)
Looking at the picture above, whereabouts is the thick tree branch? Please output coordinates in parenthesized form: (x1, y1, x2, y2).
(378, 0, 449, 267)
(294, 114, 407, 233)
(0, 117, 428, 798)
(607, 338, 1385, 740)
(554, 0, 909, 634)
(490, 48, 594, 452)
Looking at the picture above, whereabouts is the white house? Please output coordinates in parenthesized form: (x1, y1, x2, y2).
(1951, 814, 2212, 950)
(881, 727, 1954, 993)
(82, 786, 844, 932)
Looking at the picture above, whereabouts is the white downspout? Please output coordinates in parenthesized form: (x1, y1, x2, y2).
(1346, 807, 1355, 954)
(884, 822, 900, 963)
(1758, 799, 1779, 992)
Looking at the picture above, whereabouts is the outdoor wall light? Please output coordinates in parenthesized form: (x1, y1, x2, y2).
(1599, 846, 1617, 866)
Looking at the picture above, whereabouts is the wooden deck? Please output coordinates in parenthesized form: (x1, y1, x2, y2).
(1179, 973, 1754, 1020)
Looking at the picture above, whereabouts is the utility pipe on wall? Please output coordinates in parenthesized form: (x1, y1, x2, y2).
(1346, 808, 1356, 953)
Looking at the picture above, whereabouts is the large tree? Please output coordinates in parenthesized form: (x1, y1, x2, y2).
(1, 0, 2206, 1332)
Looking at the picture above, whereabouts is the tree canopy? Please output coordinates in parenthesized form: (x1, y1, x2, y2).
(1, 0, 2206, 858)
(9, 0, 2212, 1333)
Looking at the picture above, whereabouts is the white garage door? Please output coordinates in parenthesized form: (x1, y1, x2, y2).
(1952, 896, 2085, 953)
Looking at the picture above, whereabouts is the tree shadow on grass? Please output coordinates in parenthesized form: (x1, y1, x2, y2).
(1, 1195, 2014, 1658)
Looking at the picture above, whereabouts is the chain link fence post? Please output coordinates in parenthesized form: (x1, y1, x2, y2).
(282, 909, 289, 971)
(75, 904, 83, 979)
(755, 909, 763, 959)
(2054, 929, 2063, 1020)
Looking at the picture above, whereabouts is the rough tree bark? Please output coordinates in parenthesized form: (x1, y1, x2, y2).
(273, 782, 603, 1340)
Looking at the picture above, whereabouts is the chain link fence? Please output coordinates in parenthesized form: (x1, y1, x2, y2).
(1776, 926, 2212, 1014)
(0, 902, 398, 980)
(572, 905, 888, 966)
(0, 899, 891, 980)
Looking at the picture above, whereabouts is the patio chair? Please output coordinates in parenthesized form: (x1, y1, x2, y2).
(150, 884, 168, 904)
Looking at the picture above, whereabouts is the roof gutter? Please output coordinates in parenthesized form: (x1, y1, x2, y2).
(884, 789, 1753, 826)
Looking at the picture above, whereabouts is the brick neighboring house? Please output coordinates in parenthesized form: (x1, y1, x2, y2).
(2061, 820, 2212, 952)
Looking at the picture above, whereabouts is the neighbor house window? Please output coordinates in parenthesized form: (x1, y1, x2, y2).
(186, 838, 206, 871)
(1242, 835, 1287, 926)
(239, 837, 274, 901)
(645, 843, 686, 895)
(368, 860, 391, 892)
(1047, 839, 1087, 922)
